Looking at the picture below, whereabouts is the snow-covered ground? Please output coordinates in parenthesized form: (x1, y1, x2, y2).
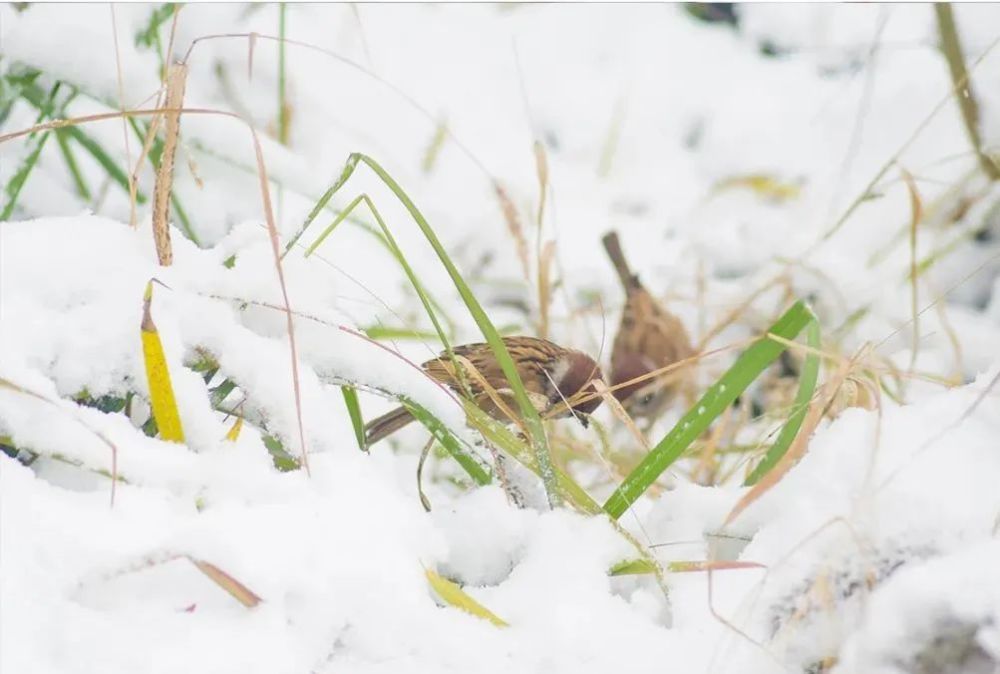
(3, 4, 1000, 673)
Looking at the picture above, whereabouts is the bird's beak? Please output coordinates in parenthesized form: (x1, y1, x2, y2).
(574, 412, 590, 429)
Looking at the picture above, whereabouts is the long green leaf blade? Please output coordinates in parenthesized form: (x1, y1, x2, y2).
(744, 317, 821, 485)
(340, 385, 366, 451)
(403, 400, 492, 486)
(353, 154, 563, 508)
(602, 300, 815, 520)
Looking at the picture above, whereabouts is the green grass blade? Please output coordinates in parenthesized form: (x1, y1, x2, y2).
(363, 326, 440, 341)
(463, 402, 602, 514)
(286, 152, 561, 505)
(135, 3, 177, 48)
(303, 193, 362, 256)
(277, 3, 289, 145)
(608, 558, 656, 576)
(602, 300, 816, 520)
(2, 129, 52, 219)
(282, 154, 361, 256)
(340, 385, 366, 451)
(170, 193, 198, 244)
(63, 125, 146, 204)
(350, 153, 563, 507)
(55, 128, 92, 200)
(301, 193, 456, 340)
(744, 318, 821, 485)
(2, 81, 64, 219)
(403, 399, 492, 486)
(15, 78, 145, 205)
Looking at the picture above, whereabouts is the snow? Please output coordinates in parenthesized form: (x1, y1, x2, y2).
(3, 3, 1000, 673)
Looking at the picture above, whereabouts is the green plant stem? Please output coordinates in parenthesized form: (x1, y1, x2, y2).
(744, 318, 821, 485)
(934, 3, 999, 180)
(278, 3, 289, 145)
(603, 300, 816, 519)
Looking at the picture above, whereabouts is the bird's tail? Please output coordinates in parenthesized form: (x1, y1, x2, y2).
(364, 406, 415, 446)
(601, 231, 639, 290)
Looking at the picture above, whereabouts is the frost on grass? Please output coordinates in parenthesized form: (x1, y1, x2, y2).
(3, 3, 1000, 674)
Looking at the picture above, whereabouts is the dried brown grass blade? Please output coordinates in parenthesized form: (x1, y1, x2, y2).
(533, 140, 548, 226)
(248, 32, 258, 81)
(722, 356, 854, 527)
(448, 355, 525, 434)
(494, 181, 531, 284)
(899, 165, 922, 380)
(537, 240, 555, 339)
(109, 5, 138, 228)
(416, 436, 434, 512)
(591, 379, 649, 452)
(151, 63, 188, 266)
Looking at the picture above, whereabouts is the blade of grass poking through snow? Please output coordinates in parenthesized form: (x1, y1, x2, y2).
(341, 386, 366, 451)
(402, 400, 492, 486)
(224, 415, 243, 442)
(1, 81, 62, 219)
(277, 3, 289, 145)
(304, 193, 455, 368)
(187, 557, 262, 608)
(296, 195, 456, 339)
(608, 559, 765, 576)
(425, 569, 508, 627)
(363, 326, 440, 341)
(744, 317, 821, 485)
(322, 154, 563, 507)
(54, 129, 92, 199)
(14, 79, 147, 205)
(724, 355, 854, 528)
(1, 129, 52, 220)
(603, 300, 815, 520)
(140, 281, 185, 443)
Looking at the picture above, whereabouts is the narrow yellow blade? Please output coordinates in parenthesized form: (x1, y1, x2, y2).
(224, 415, 243, 442)
(141, 281, 184, 443)
(425, 569, 507, 627)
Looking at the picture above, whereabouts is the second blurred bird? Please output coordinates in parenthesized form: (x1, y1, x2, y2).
(602, 230, 695, 422)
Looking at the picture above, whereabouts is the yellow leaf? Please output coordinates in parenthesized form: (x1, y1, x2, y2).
(141, 281, 184, 443)
(712, 174, 801, 202)
(224, 415, 243, 442)
(425, 569, 508, 627)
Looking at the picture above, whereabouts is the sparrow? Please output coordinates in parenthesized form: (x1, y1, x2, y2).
(365, 336, 605, 446)
(602, 230, 695, 421)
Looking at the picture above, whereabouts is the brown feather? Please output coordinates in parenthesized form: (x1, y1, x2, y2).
(364, 406, 416, 446)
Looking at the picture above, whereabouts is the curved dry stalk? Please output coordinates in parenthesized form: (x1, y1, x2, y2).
(722, 353, 857, 528)
(548, 337, 755, 419)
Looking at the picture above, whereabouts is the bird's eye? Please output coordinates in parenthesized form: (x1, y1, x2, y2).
(639, 393, 655, 405)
